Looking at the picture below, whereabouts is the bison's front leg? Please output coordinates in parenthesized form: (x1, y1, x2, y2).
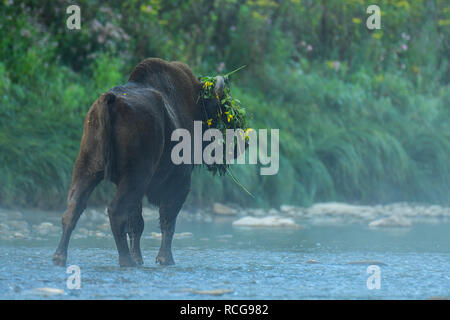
(156, 178, 190, 266)
(127, 202, 144, 265)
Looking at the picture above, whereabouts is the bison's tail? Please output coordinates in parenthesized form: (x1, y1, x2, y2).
(98, 92, 116, 182)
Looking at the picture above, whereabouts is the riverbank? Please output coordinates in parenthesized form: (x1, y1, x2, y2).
(1, 202, 450, 241)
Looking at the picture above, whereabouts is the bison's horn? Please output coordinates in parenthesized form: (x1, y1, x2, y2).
(214, 76, 225, 98)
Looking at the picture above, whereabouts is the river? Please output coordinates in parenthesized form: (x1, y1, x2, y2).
(0, 207, 449, 299)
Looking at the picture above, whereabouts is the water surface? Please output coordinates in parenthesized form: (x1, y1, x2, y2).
(0, 220, 449, 299)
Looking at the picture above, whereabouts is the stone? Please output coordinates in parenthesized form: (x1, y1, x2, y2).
(348, 260, 387, 266)
(31, 287, 64, 296)
(246, 208, 266, 216)
(13, 232, 27, 239)
(213, 203, 237, 216)
(280, 205, 297, 213)
(369, 215, 412, 228)
(94, 231, 106, 238)
(142, 207, 159, 220)
(151, 232, 193, 239)
(33, 222, 59, 236)
(232, 216, 300, 228)
(307, 202, 375, 219)
(98, 222, 111, 232)
(7, 220, 30, 238)
(306, 259, 320, 264)
(178, 288, 233, 296)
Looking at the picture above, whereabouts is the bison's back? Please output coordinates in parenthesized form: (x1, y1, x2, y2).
(128, 58, 201, 121)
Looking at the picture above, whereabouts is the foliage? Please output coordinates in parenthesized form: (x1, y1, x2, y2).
(0, 0, 449, 209)
(198, 67, 250, 175)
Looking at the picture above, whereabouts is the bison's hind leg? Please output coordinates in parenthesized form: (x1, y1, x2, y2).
(108, 175, 149, 268)
(53, 171, 102, 266)
(127, 202, 144, 265)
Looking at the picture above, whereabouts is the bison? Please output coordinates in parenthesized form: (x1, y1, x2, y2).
(53, 58, 230, 267)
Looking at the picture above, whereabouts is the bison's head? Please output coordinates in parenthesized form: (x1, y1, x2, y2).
(197, 75, 249, 168)
(198, 76, 227, 124)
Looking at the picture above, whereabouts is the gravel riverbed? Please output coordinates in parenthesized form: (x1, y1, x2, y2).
(1, 202, 449, 241)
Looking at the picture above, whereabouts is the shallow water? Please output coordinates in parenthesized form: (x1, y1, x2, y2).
(0, 220, 449, 299)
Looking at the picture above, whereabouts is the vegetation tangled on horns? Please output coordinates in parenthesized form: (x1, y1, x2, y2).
(198, 66, 252, 176)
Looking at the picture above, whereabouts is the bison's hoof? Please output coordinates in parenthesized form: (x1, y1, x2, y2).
(131, 254, 144, 266)
(119, 256, 137, 268)
(52, 253, 67, 267)
(156, 254, 175, 266)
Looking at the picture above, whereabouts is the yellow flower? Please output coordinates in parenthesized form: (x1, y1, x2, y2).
(227, 114, 233, 122)
(372, 32, 383, 40)
(203, 81, 213, 89)
(395, 1, 410, 9)
(325, 61, 334, 69)
(352, 18, 361, 24)
(123, 93, 127, 96)
(207, 118, 212, 126)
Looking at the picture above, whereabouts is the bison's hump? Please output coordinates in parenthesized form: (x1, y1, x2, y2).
(127, 58, 200, 104)
(129, 58, 198, 87)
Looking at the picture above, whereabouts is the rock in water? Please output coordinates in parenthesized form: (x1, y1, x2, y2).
(6, 220, 30, 239)
(178, 288, 233, 296)
(306, 259, 320, 264)
(369, 215, 412, 228)
(142, 207, 159, 220)
(213, 203, 237, 216)
(280, 205, 297, 213)
(31, 287, 64, 296)
(151, 232, 193, 239)
(348, 260, 387, 266)
(33, 222, 59, 236)
(307, 202, 375, 220)
(232, 216, 300, 228)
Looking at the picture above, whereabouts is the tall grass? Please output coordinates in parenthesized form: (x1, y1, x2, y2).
(0, 1, 449, 209)
(1, 52, 449, 209)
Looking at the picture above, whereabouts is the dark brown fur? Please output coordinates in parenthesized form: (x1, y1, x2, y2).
(53, 58, 217, 267)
